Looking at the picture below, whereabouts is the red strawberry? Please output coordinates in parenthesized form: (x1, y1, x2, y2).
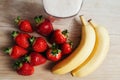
(34, 15, 53, 36)
(46, 43, 62, 62)
(15, 16, 33, 33)
(23, 52, 47, 66)
(11, 31, 31, 48)
(61, 41, 73, 55)
(4, 45, 27, 59)
(14, 61, 34, 76)
(29, 37, 48, 52)
(50, 29, 68, 44)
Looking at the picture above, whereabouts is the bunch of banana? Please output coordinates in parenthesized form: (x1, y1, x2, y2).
(52, 15, 110, 77)
(71, 18, 110, 77)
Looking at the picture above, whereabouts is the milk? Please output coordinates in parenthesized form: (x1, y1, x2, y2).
(43, 0, 83, 17)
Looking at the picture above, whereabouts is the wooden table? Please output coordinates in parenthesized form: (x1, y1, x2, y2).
(0, 0, 120, 80)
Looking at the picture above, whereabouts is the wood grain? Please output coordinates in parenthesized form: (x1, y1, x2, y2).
(0, 0, 120, 80)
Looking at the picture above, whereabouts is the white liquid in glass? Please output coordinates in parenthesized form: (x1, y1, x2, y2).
(43, 0, 83, 17)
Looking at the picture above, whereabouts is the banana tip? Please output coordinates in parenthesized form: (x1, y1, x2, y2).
(80, 15, 83, 16)
(88, 19, 92, 22)
(79, 15, 84, 18)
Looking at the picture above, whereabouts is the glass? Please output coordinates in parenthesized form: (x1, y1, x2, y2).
(43, 0, 83, 18)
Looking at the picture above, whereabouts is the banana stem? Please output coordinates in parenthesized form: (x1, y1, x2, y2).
(88, 19, 96, 28)
(80, 15, 88, 26)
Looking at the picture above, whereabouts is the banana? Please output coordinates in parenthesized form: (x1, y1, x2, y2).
(52, 16, 96, 74)
(71, 19, 110, 77)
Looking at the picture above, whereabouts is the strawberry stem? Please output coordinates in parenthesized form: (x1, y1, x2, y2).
(11, 31, 19, 38)
(62, 29, 68, 38)
(51, 43, 61, 55)
(29, 36, 35, 45)
(34, 15, 45, 24)
(14, 16, 21, 24)
(22, 55, 30, 62)
(4, 48, 11, 54)
(13, 60, 22, 70)
(68, 39, 73, 48)
(51, 49, 61, 56)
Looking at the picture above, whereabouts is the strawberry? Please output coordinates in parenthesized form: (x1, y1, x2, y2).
(14, 61, 34, 76)
(61, 41, 73, 55)
(46, 43, 62, 62)
(15, 16, 33, 33)
(50, 29, 68, 44)
(4, 45, 28, 59)
(34, 15, 53, 36)
(23, 52, 47, 66)
(29, 37, 48, 52)
(11, 31, 31, 48)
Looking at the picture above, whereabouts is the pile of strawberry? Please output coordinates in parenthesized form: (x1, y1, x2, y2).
(4, 16, 73, 76)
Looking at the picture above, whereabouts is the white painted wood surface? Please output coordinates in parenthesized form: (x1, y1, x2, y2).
(0, 0, 120, 80)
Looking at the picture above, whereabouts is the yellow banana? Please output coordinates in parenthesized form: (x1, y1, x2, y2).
(71, 20, 110, 77)
(52, 16, 96, 74)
